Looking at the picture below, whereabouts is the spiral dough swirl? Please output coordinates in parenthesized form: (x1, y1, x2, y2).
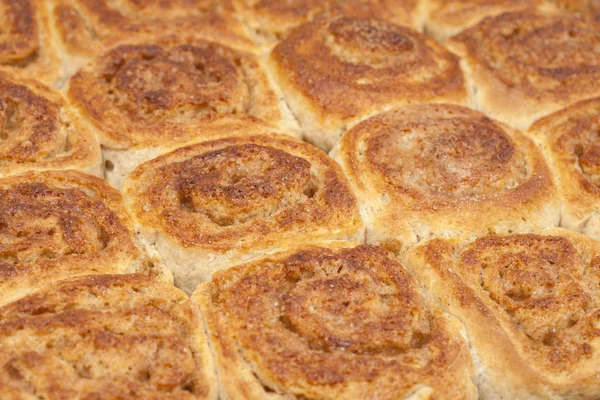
(0, 73, 100, 177)
(0, 171, 143, 305)
(0, 274, 215, 399)
(196, 244, 475, 399)
(460, 234, 600, 369)
(68, 37, 284, 148)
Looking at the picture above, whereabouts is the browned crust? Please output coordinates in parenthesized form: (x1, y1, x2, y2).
(448, 10, 600, 129)
(529, 96, 600, 235)
(0, 170, 147, 306)
(0, 71, 101, 177)
(271, 16, 466, 120)
(0, 0, 61, 85)
(405, 229, 600, 398)
(194, 243, 476, 399)
(332, 104, 559, 248)
(0, 274, 216, 399)
(67, 35, 285, 149)
(48, 0, 252, 62)
(233, 0, 421, 45)
(123, 132, 363, 252)
(424, 0, 545, 40)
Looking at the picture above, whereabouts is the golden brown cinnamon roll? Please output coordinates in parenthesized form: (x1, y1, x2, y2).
(424, 0, 546, 41)
(0, 72, 101, 178)
(269, 17, 469, 151)
(0, 274, 216, 399)
(0, 170, 167, 306)
(123, 132, 364, 294)
(529, 97, 600, 240)
(406, 229, 600, 399)
(48, 0, 252, 77)
(232, 0, 424, 48)
(448, 10, 600, 130)
(67, 36, 297, 188)
(332, 104, 559, 249)
(194, 243, 477, 400)
(0, 0, 60, 85)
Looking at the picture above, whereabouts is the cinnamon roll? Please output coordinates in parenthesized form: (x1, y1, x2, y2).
(0, 72, 101, 178)
(331, 104, 559, 249)
(529, 97, 600, 240)
(448, 10, 600, 130)
(0, 0, 60, 86)
(424, 0, 546, 41)
(0, 274, 216, 399)
(67, 36, 297, 188)
(406, 229, 600, 399)
(193, 243, 477, 400)
(48, 0, 252, 77)
(269, 17, 469, 151)
(0, 170, 167, 306)
(123, 132, 364, 294)
(232, 0, 424, 48)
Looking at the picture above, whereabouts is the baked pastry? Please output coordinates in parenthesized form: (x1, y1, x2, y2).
(0, 72, 101, 178)
(48, 0, 252, 78)
(0, 0, 60, 86)
(406, 229, 600, 399)
(447, 10, 600, 130)
(232, 0, 424, 48)
(67, 36, 297, 188)
(0, 170, 167, 306)
(269, 16, 469, 151)
(424, 0, 546, 41)
(0, 274, 216, 399)
(193, 243, 477, 400)
(123, 132, 364, 294)
(529, 97, 600, 240)
(331, 104, 559, 249)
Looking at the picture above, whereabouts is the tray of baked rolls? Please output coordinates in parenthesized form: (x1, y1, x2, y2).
(1, 0, 600, 399)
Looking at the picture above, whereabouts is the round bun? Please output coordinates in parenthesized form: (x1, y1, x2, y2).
(332, 104, 559, 249)
(269, 16, 469, 150)
(67, 35, 297, 187)
(0, 72, 101, 178)
(194, 243, 476, 400)
(448, 10, 600, 130)
(233, 0, 424, 47)
(123, 127, 364, 294)
(0, 170, 165, 306)
(0, 0, 60, 85)
(48, 0, 251, 74)
(407, 229, 600, 399)
(0, 274, 216, 399)
(424, 0, 545, 41)
(529, 96, 600, 240)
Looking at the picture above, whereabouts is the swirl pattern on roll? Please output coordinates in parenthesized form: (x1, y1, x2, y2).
(530, 97, 600, 238)
(233, 0, 421, 45)
(0, 72, 100, 177)
(0, 0, 59, 84)
(406, 230, 600, 398)
(448, 11, 600, 129)
(50, 0, 251, 62)
(0, 171, 149, 306)
(68, 36, 285, 148)
(194, 244, 476, 399)
(270, 16, 467, 150)
(0, 274, 215, 399)
(123, 131, 363, 292)
(425, 0, 544, 41)
(333, 104, 558, 247)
